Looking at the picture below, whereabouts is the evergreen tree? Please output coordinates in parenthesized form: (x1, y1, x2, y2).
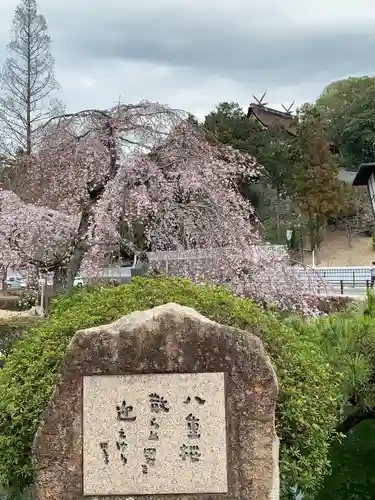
(290, 104, 341, 250)
(0, 0, 63, 161)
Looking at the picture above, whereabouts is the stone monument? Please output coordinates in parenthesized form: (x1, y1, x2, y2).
(33, 302, 279, 500)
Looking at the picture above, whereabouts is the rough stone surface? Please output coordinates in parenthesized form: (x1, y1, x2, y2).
(32, 302, 279, 500)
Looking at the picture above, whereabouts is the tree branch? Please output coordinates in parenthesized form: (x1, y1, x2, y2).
(336, 407, 375, 435)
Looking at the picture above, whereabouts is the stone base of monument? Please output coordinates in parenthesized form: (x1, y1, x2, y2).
(32, 302, 279, 500)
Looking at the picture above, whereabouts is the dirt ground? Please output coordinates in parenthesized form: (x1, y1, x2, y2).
(0, 308, 36, 318)
(0, 303, 41, 318)
(304, 229, 374, 267)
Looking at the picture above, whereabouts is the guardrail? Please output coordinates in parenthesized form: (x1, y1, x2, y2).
(334, 279, 370, 294)
(6, 262, 373, 298)
(317, 267, 371, 286)
(297, 266, 373, 295)
(147, 245, 287, 262)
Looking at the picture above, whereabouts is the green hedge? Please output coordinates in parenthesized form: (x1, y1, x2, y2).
(0, 317, 40, 356)
(0, 277, 341, 498)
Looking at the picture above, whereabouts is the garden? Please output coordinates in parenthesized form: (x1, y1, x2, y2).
(0, 277, 373, 499)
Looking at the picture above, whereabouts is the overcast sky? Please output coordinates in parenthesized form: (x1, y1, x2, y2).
(1, 0, 375, 119)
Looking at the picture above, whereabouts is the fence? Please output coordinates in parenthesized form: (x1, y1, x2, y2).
(147, 245, 287, 262)
(146, 246, 291, 283)
(102, 267, 133, 278)
(8, 251, 370, 303)
(297, 266, 372, 295)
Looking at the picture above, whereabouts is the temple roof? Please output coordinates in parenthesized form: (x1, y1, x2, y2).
(247, 103, 298, 136)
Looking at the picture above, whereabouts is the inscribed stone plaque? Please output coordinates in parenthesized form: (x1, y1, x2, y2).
(83, 372, 228, 496)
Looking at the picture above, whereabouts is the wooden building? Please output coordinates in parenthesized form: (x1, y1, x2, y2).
(247, 102, 298, 136)
(352, 163, 375, 220)
(246, 94, 338, 154)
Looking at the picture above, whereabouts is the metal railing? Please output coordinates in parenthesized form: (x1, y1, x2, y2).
(6, 256, 371, 299)
(147, 244, 287, 262)
(297, 266, 372, 295)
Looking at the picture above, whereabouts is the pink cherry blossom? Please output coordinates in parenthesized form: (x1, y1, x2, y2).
(0, 100, 321, 313)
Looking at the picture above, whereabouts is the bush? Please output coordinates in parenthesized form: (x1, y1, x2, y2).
(284, 299, 375, 498)
(372, 233, 375, 250)
(16, 293, 36, 312)
(0, 316, 41, 356)
(0, 486, 33, 499)
(0, 277, 341, 498)
(315, 420, 375, 500)
(314, 295, 355, 314)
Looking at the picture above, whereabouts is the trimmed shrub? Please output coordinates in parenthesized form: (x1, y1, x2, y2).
(0, 316, 41, 357)
(0, 277, 341, 498)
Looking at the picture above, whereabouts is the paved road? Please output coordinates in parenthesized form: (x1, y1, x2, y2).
(328, 286, 367, 299)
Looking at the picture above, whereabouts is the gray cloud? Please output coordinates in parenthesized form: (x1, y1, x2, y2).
(0, 0, 375, 116)
(44, 0, 375, 86)
(73, 28, 375, 87)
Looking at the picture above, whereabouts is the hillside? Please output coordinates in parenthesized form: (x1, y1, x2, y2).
(307, 229, 373, 267)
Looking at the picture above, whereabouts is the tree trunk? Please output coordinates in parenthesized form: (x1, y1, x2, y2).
(276, 188, 281, 244)
(53, 214, 90, 293)
(308, 213, 315, 251)
(346, 220, 354, 249)
(336, 407, 375, 435)
(53, 248, 85, 293)
(315, 214, 322, 249)
(23, 114, 120, 294)
(26, 2, 32, 156)
(314, 214, 322, 265)
(1, 266, 7, 293)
